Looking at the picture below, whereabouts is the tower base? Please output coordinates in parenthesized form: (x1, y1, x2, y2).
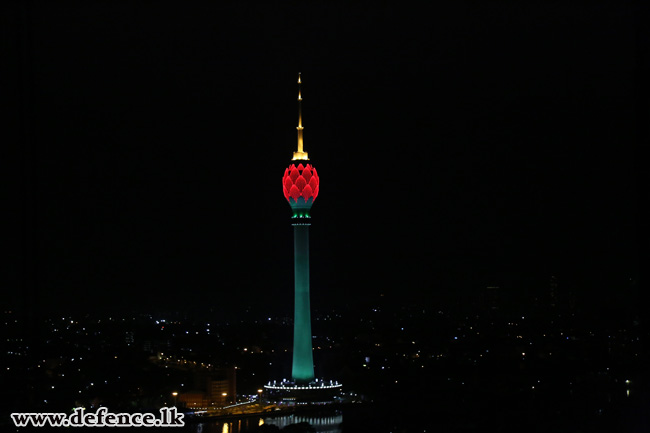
(263, 379, 343, 405)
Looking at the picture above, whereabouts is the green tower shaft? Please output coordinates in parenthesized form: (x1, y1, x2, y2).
(291, 221, 315, 383)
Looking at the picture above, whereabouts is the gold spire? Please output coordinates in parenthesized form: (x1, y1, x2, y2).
(292, 72, 309, 161)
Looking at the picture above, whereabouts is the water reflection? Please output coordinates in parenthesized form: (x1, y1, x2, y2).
(181, 411, 343, 433)
(264, 413, 343, 433)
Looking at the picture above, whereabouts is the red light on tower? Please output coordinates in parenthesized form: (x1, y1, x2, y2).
(283, 72, 318, 219)
(285, 73, 316, 382)
(282, 163, 319, 204)
(266, 73, 342, 397)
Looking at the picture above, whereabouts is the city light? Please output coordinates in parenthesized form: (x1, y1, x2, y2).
(263, 384, 343, 390)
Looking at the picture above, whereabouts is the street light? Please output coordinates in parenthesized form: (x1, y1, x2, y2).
(257, 389, 263, 407)
(172, 392, 178, 407)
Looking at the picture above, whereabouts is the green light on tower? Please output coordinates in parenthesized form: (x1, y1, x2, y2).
(281, 73, 320, 383)
(291, 219, 313, 382)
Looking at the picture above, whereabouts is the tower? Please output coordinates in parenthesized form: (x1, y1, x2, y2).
(264, 74, 340, 404)
(282, 73, 319, 383)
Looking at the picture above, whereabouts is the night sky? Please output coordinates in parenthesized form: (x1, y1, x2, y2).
(4, 1, 643, 315)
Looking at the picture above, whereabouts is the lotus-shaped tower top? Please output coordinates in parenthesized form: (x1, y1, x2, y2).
(283, 73, 319, 218)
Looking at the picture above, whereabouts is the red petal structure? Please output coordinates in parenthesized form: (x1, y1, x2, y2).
(302, 168, 312, 183)
(289, 185, 301, 201)
(295, 176, 307, 191)
(308, 176, 318, 192)
(284, 177, 293, 191)
(290, 167, 300, 182)
(302, 185, 313, 201)
(283, 163, 319, 204)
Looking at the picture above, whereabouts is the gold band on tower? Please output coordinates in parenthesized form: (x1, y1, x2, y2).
(292, 73, 309, 161)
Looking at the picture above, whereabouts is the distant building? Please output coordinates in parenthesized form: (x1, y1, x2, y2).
(207, 367, 236, 406)
(177, 392, 208, 410)
(178, 366, 236, 409)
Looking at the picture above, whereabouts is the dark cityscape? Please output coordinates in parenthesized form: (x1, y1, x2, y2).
(3, 1, 646, 432)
